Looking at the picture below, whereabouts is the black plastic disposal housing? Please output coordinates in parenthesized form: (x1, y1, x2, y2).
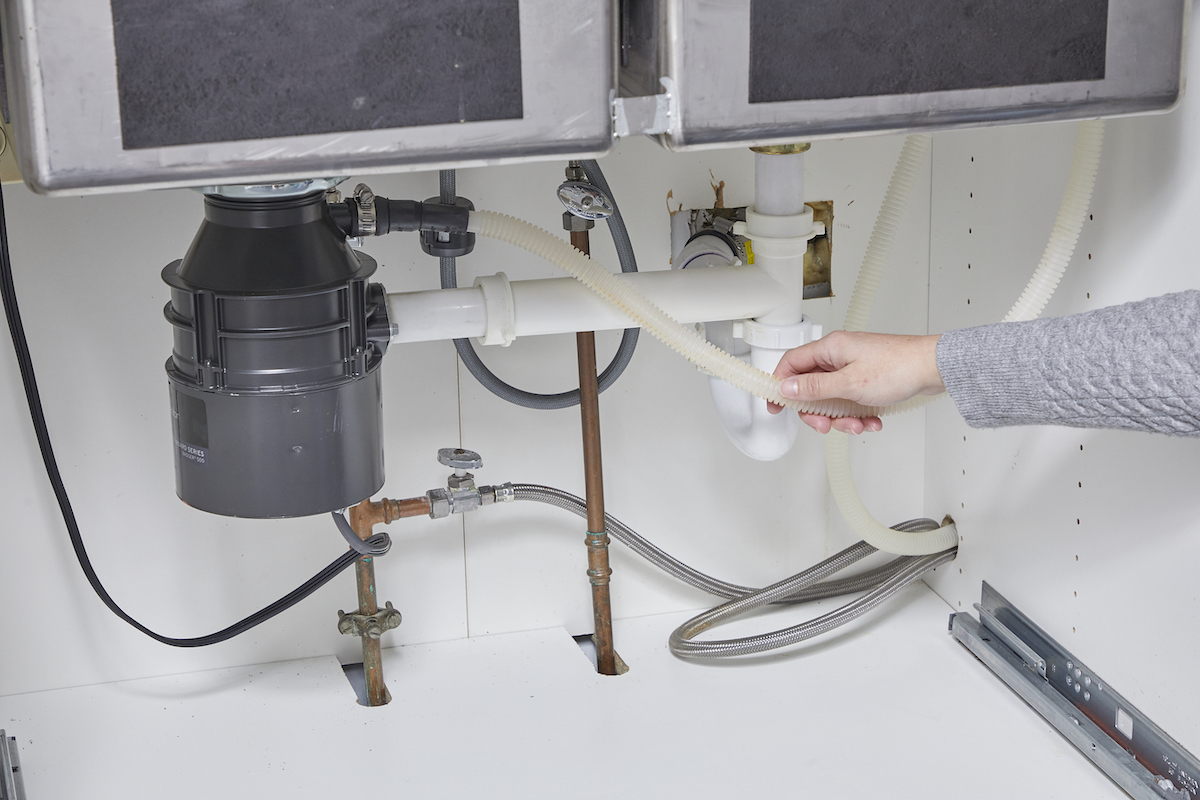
(162, 190, 390, 518)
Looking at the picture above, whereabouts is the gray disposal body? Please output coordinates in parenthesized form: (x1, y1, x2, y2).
(162, 191, 388, 518)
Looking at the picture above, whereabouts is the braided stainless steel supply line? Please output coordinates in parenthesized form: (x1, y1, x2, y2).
(512, 484, 950, 624)
(670, 521, 957, 659)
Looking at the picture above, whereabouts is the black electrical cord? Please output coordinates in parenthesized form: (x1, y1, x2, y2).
(0, 181, 365, 648)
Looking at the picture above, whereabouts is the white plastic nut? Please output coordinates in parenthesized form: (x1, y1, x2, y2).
(734, 205, 816, 240)
(738, 317, 822, 350)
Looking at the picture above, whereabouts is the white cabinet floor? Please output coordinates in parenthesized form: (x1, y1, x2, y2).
(0, 583, 1128, 799)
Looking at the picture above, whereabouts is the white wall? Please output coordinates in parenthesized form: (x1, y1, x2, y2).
(924, 6, 1200, 754)
(0, 131, 930, 696)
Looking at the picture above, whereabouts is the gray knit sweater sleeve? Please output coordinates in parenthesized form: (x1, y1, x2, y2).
(935, 290, 1200, 435)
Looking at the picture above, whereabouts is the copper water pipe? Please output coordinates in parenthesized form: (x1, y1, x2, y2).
(570, 226, 619, 676)
(346, 496, 432, 706)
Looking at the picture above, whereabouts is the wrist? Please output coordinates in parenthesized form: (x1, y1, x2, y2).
(921, 334, 946, 395)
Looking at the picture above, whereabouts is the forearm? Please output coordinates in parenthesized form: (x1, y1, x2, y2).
(936, 290, 1200, 435)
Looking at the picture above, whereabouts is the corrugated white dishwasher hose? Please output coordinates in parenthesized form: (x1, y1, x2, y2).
(828, 120, 1104, 555)
(467, 119, 1103, 556)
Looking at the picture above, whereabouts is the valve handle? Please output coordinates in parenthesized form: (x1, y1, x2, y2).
(557, 181, 614, 220)
(438, 447, 483, 470)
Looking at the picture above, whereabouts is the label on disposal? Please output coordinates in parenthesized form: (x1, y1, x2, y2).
(172, 388, 209, 467)
(175, 439, 209, 466)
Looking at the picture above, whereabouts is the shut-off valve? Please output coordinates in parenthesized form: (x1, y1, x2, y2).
(426, 448, 514, 519)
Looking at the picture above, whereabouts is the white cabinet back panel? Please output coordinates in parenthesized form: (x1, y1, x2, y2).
(924, 97, 1200, 755)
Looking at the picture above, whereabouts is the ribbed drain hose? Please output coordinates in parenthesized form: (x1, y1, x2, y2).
(843, 134, 934, 333)
(1001, 122, 1106, 323)
(442, 163, 641, 409)
(826, 119, 1105, 555)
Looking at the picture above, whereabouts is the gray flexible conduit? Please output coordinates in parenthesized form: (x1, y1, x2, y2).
(439, 169, 455, 205)
(439, 164, 640, 410)
(331, 510, 391, 556)
(512, 484, 956, 657)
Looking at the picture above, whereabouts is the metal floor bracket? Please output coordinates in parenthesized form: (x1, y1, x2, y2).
(951, 583, 1199, 800)
(0, 730, 25, 800)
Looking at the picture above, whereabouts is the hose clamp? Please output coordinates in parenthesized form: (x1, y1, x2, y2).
(354, 183, 377, 236)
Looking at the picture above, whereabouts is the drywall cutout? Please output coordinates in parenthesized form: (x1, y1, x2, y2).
(342, 662, 368, 706)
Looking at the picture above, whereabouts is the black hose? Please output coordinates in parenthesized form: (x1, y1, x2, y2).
(439, 164, 640, 410)
(0, 181, 365, 648)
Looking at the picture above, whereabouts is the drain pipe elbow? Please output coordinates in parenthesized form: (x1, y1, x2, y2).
(707, 149, 823, 460)
(708, 344, 801, 460)
(681, 228, 821, 460)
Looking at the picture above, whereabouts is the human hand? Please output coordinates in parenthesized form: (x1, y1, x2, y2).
(767, 331, 945, 434)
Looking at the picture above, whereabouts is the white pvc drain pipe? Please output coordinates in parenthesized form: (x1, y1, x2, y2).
(468, 120, 1104, 554)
